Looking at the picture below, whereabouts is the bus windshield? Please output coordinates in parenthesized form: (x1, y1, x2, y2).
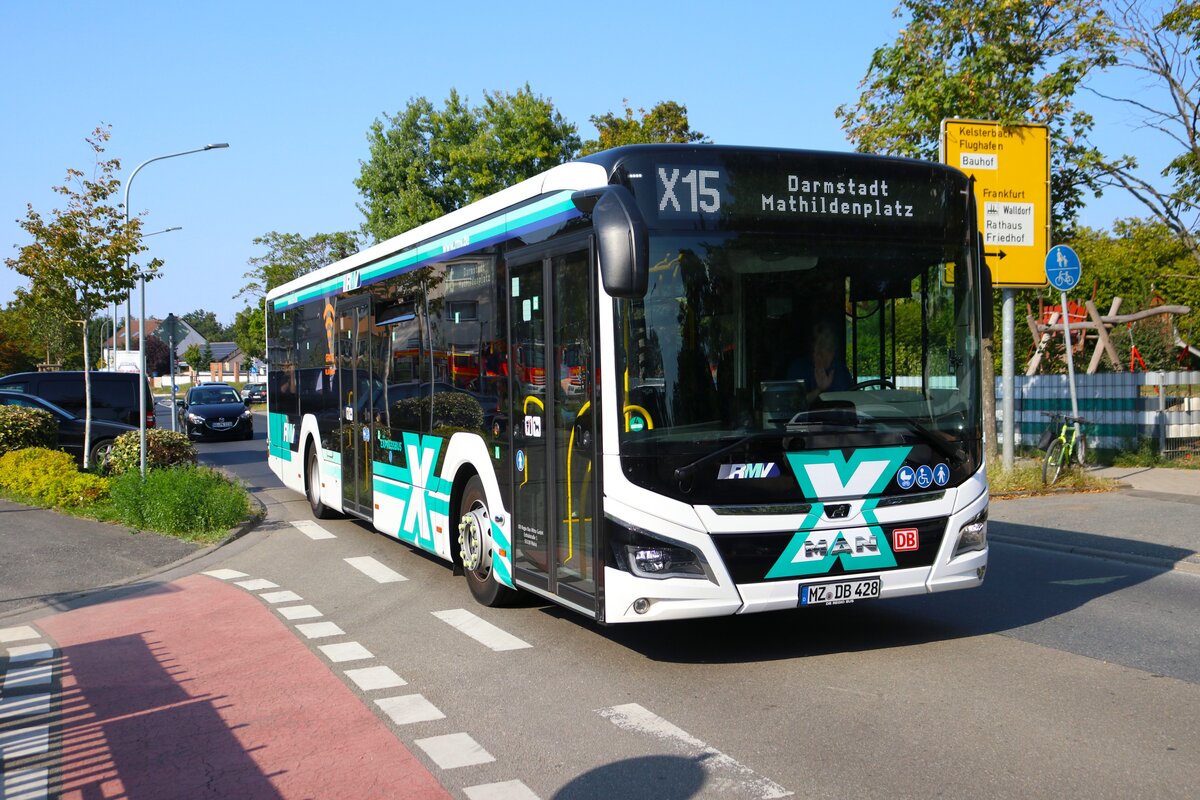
(614, 231, 982, 501)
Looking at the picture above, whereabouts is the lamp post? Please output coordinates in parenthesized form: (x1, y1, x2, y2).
(126, 143, 229, 478)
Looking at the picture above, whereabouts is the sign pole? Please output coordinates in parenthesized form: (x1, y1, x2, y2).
(1060, 289, 1081, 420)
(1046, 245, 1083, 438)
(1001, 289, 1015, 469)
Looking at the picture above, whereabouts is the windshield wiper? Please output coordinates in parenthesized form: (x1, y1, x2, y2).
(857, 414, 966, 465)
(672, 431, 798, 484)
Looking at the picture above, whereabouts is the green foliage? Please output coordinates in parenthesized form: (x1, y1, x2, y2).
(834, 0, 1116, 236)
(107, 429, 196, 475)
(0, 406, 57, 455)
(108, 465, 250, 538)
(0, 447, 110, 508)
(180, 309, 227, 341)
(182, 342, 203, 370)
(230, 304, 265, 361)
(238, 231, 361, 301)
(580, 100, 709, 155)
(390, 392, 484, 434)
(356, 85, 580, 242)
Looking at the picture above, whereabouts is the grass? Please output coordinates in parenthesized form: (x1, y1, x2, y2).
(989, 460, 1119, 498)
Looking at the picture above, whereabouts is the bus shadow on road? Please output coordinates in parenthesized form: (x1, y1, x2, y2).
(552, 754, 707, 800)
(571, 530, 1172, 665)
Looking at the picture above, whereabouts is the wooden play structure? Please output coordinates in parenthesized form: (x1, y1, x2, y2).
(1026, 296, 1192, 375)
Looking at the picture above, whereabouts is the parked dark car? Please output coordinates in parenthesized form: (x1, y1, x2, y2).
(0, 371, 156, 429)
(243, 383, 266, 404)
(176, 383, 254, 440)
(0, 390, 136, 467)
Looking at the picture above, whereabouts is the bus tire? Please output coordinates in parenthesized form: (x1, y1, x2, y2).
(458, 475, 515, 607)
(306, 445, 337, 519)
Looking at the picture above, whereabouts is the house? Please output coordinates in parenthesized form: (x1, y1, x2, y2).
(106, 316, 206, 359)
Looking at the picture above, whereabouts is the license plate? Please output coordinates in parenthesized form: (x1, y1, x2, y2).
(799, 576, 881, 607)
(212, 421, 233, 429)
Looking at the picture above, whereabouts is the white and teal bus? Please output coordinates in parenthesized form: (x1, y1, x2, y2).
(265, 145, 990, 623)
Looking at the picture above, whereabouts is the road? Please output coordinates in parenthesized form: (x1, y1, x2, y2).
(175, 407, 1200, 799)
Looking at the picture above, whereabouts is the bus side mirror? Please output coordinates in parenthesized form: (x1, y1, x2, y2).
(573, 186, 648, 299)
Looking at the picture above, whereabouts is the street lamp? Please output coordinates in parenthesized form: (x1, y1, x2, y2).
(126, 143, 229, 478)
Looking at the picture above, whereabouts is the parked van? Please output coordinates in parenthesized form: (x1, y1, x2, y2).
(0, 371, 156, 428)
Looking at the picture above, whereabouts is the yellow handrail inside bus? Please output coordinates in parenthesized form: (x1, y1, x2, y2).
(565, 400, 591, 564)
(623, 404, 654, 432)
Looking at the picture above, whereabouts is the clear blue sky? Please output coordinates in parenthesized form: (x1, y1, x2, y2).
(0, 1, 1167, 327)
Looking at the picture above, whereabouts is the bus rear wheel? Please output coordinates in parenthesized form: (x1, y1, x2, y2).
(458, 476, 515, 607)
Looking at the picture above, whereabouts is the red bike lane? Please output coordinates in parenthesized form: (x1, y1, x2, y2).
(29, 574, 451, 799)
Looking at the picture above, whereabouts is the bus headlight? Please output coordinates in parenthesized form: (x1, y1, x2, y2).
(953, 508, 988, 556)
(606, 518, 711, 581)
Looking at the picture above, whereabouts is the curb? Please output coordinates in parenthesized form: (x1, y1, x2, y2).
(0, 488, 268, 623)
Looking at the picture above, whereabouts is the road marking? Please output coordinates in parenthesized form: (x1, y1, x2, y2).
(291, 520, 337, 540)
(1, 766, 48, 800)
(432, 609, 532, 652)
(375, 694, 446, 725)
(1050, 576, 1123, 586)
(598, 703, 793, 799)
(345, 556, 407, 583)
(0, 626, 39, 643)
(345, 665, 407, 691)
(235, 578, 279, 591)
(6, 644, 54, 663)
(202, 568, 248, 580)
(464, 780, 542, 800)
(3, 664, 52, 690)
(260, 590, 303, 604)
(277, 605, 323, 621)
(0, 725, 49, 759)
(0, 693, 50, 720)
(318, 641, 373, 663)
(295, 621, 344, 639)
(415, 732, 496, 769)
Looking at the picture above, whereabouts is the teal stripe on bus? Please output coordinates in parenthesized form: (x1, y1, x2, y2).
(271, 190, 579, 311)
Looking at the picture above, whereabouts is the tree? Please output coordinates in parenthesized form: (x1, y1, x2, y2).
(136, 334, 171, 377)
(182, 342, 203, 372)
(1085, 1, 1200, 268)
(581, 100, 710, 155)
(238, 230, 361, 300)
(181, 309, 226, 341)
(230, 304, 266, 362)
(0, 304, 38, 374)
(4, 126, 160, 467)
(834, 0, 1116, 236)
(8, 288, 77, 369)
(355, 85, 580, 242)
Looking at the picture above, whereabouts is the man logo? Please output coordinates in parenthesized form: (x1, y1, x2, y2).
(718, 462, 780, 480)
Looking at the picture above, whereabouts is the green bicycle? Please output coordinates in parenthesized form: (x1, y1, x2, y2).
(1040, 412, 1088, 485)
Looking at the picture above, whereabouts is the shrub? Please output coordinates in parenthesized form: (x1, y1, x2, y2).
(107, 429, 196, 475)
(390, 392, 484, 434)
(109, 465, 251, 539)
(0, 406, 57, 456)
(0, 447, 110, 507)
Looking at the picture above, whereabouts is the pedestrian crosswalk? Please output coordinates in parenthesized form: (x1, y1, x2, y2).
(0, 625, 54, 800)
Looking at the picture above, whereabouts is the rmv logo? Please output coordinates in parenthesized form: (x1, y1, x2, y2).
(718, 462, 780, 480)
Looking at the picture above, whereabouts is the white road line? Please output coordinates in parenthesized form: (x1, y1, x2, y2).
(291, 520, 337, 540)
(294, 621, 344, 639)
(344, 666, 407, 692)
(375, 694, 446, 725)
(259, 590, 303, 604)
(6, 644, 54, 663)
(318, 642, 373, 663)
(432, 609, 531, 652)
(2, 766, 48, 800)
(0, 725, 49, 759)
(415, 732, 495, 770)
(598, 703, 793, 799)
(235, 578, 279, 591)
(344, 556, 407, 583)
(0, 693, 50, 720)
(202, 569, 248, 580)
(3, 664, 53, 691)
(0, 626, 39, 643)
(464, 780, 542, 800)
(277, 605, 323, 621)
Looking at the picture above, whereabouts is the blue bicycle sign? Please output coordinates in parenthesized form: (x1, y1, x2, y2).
(1045, 245, 1081, 291)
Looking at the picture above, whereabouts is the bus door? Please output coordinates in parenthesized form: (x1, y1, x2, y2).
(337, 298, 374, 518)
(508, 244, 598, 613)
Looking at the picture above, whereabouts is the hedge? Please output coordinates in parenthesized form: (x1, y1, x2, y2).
(107, 429, 197, 475)
(0, 447, 109, 507)
(0, 406, 57, 456)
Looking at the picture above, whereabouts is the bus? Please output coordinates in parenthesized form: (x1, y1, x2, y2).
(265, 144, 991, 623)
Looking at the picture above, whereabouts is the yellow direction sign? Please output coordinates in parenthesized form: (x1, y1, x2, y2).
(941, 119, 1050, 287)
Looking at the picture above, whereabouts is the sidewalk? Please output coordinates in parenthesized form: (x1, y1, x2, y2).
(1089, 464, 1200, 499)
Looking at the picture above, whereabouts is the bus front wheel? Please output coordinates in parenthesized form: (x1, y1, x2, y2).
(458, 476, 515, 607)
(306, 446, 337, 519)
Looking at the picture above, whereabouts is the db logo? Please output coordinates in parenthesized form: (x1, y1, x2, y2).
(892, 528, 919, 552)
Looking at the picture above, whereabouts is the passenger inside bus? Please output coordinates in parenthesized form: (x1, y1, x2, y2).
(789, 319, 853, 405)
